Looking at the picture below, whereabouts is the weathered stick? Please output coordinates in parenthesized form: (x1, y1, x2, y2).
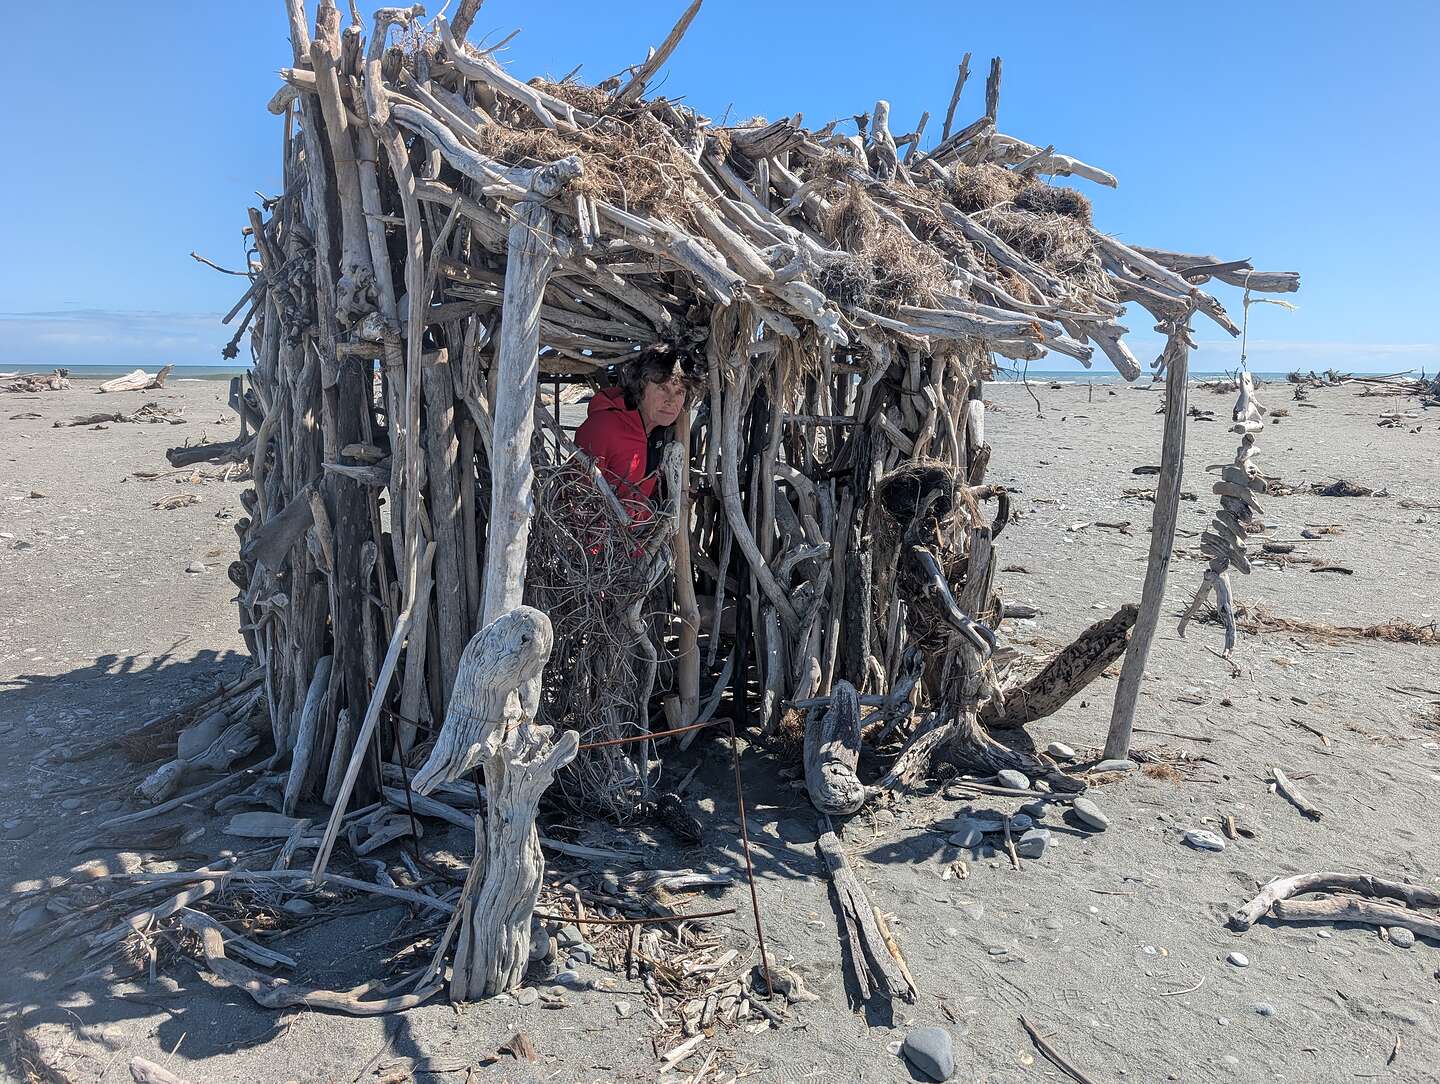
(1104, 321, 1191, 760)
(1270, 766, 1322, 820)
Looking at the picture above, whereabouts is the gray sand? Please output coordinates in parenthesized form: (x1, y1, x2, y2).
(1, 376, 1437, 1082)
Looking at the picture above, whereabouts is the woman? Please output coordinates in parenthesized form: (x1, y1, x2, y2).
(575, 347, 698, 520)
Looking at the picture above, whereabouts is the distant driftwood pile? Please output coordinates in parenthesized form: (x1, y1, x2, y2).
(143, 0, 1300, 1007)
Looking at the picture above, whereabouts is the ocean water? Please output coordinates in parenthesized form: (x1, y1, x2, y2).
(33, 363, 1306, 386)
(47, 363, 248, 382)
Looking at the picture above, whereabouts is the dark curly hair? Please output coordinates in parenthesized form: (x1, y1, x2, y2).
(615, 345, 704, 410)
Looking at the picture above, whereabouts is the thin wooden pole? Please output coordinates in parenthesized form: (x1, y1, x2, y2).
(1104, 321, 1192, 760)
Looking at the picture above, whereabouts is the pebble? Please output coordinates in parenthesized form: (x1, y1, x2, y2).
(614, 1000, 631, 1018)
(10, 903, 49, 937)
(1046, 741, 1076, 761)
(552, 971, 588, 990)
(1254, 1002, 1276, 1017)
(515, 987, 538, 1006)
(1, 820, 37, 841)
(947, 827, 983, 849)
(1092, 759, 1136, 773)
(1072, 797, 1109, 831)
(1183, 829, 1227, 852)
(556, 924, 583, 947)
(1008, 814, 1034, 832)
(1015, 828, 1051, 859)
(1227, 951, 1249, 967)
(901, 1026, 955, 1082)
(959, 812, 1006, 833)
(60, 798, 83, 811)
(282, 898, 315, 917)
(185, 561, 207, 574)
(996, 769, 1030, 791)
(1389, 927, 1416, 949)
(570, 947, 592, 965)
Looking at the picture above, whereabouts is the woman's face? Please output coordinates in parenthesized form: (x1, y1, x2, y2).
(639, 372, 687, 432)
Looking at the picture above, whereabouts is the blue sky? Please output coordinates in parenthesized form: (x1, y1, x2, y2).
(2, 1, 1435, 374)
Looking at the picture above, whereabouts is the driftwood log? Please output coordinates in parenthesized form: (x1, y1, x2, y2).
(815, 816, 917, 1004)
(1229, 872, 1440, 931)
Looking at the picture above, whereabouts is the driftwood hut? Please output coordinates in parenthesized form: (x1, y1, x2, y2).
(169, 0, 1298, 1000)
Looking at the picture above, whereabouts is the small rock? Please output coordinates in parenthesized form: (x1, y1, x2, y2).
(1390, 927, 1416, 949)
(1092, 759, 1136, 773)
(1072, 797, 1109, 831)
(872, 809, 897, 828)
(282, 898, 315, 917)
(552, 970, 588, 990)
(1, 819, 37, 841)
(996, 769, 1030, 791)
(528, 922, 550, 962)
(186, 561, 207, 574)
(1183, 829, 1226, 852)
(556, 924, 583, 947)
(570, 948, 592, 965)
(614, 1000, 631, 1018)
(1046, 741, 1076, 761)
(60, 798, 84, 811)
(515, 987, 538, 1006)
(901, 1025, 955, 1082)
(1254, 1002, 1276, 1017)
(1015, 828, 1051, 859)
(29, 490, 46, 499)
(1007, 813, 1034, 832)
(11, 903, 48, 937)
(947, 827, 983, 849)
(961, 812, 1006, 833)
(1227, 951, 1249, 967)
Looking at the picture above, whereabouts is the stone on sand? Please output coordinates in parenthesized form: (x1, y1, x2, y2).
(1389, 927, 1416, 949)
(1072, 797, 1109, 830)
(1046, 741, 1076, 761)
(996, 769, 1030, 791)
(902, 1026, 955, 1081)
(1092, 759, 1136, 773)
(1015, 828, 1051, 859)
(1183, 828, 1226, 852)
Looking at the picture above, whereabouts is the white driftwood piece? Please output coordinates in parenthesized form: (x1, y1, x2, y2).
(100, 365, 174, 393)
(412, 607, 578, 998)
(804, 680, 866, 814)
(1103, 322, 1191, 760)
(415, 155, 582, 998)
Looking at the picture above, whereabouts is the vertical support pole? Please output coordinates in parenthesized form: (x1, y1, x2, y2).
(672, 408, 701, 727)
(1104, 322, 1192, 760)
(479, 157, 582, 626)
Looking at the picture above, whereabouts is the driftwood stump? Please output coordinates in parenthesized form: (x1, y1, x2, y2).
(412, 606, 577, 998)
(804, 680, 866, 815)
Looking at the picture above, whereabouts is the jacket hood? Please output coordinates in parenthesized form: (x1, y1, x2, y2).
(586, 385, 633, 418)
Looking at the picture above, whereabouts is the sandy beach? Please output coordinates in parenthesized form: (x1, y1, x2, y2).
(1, 375, 1437, 1083)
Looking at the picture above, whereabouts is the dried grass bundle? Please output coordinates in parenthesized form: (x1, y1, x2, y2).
(1013, 182, 1093, 223)
(945, 163, 1024, 212)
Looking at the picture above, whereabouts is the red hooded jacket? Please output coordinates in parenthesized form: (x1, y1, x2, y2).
(574, 386, 658, 519)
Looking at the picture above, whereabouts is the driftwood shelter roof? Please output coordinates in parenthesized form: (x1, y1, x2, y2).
(130, 0, 1302, 1038)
